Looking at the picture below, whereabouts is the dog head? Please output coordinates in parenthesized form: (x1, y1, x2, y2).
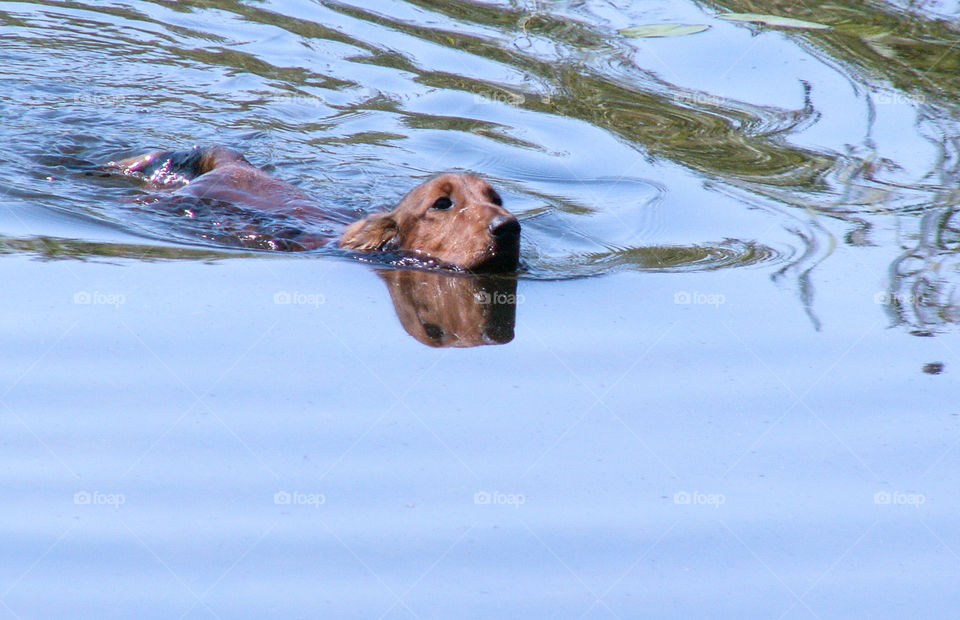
(339, 174, 520, 272)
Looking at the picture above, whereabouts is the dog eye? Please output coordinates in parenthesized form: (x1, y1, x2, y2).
(487, 189, 502, 206)
(431, 196, 453, 210)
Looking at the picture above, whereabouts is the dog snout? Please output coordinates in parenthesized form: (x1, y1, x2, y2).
(489, 215, 520, 241)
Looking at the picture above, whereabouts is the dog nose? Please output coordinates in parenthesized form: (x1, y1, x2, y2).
(489, 215, 520, 240)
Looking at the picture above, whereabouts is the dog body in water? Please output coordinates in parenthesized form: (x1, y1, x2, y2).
(109, 145, 521, 272)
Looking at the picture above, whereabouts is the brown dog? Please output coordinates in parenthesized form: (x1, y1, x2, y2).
(109, 146, 521, 272)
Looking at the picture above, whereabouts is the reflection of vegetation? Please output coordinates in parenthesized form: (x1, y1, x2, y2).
(0, 235, 250, 262)
(400, 112, 541, 149)
(325, 0, 835, 193)
(695, 1, 960, 332)
(887, 206, 960, 333)
(543, 240, 779, 277)
(703, 1, 960, 106)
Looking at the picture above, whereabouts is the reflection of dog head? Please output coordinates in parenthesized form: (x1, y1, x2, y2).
(379, 270, 518, 347)
(340, 174, 521, 272)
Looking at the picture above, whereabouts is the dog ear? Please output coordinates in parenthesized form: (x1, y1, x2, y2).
(338, 213, 400, 252)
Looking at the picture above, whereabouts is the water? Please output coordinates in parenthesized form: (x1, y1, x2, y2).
(1, 0, 959, 617)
